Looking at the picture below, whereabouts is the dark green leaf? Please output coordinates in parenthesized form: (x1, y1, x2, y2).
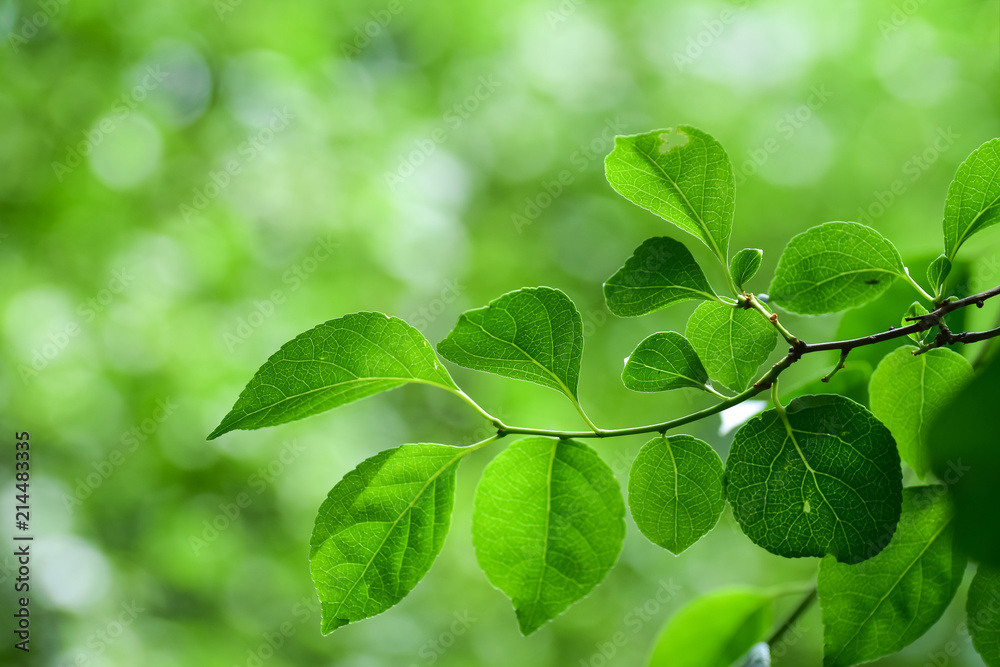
(769, 222, 906, 315)
(967, 567, 1000, 666)
(623, 332, 712, 393)
(648, 588, 773, 667)
(472, 437, 625, 635)
(926, 254, 952, 294)
(731, 248, 764, 291)
(604, 236, 719, 317)
(944, 137, 1000, 261)
(819, 486, 965, 667)
(686, 302, 777, 392)
(901, 302, 930, 344)
(209, 312, 458, 439)
(605, 126, 734, 263)
(869, 347, 973, 478)
(310, 444, 466, 633)
(726, 394, 903, 563)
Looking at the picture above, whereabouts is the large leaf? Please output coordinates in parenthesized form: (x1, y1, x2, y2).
(309, 444, 466, 633)
(648, 588, 773, 667)
(437, 286, 583, 401)
(622, 332, 712, 393)
(944, 137, 1000, 261)
(629, 435, 726, 554)
(686, 302, 777, 392)
(726, 394, 903, 563)
(818, 486, 965, 667)
(928, 355, 1000, 567)
(730, 248, 763, 291)
(869, 347, 973, 479)
(968, 567, 1000, 666)
(604, 236, 719, 317)
(605, 126, 735, 263)
(209, 312, 458, 439)
(472, 437, 625, 635)
(769, 222, 907, 315)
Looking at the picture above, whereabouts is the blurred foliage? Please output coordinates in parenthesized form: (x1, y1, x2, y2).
(0, 0, 998, 665)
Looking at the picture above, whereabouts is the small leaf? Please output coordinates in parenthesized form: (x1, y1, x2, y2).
(604, 236, 719, 317)
(967, 567, 1000, 666)
(819, 486, 966, 667)
(437, 287, 583, 402)
(472, 437, 625, 635)
(926, 254, 952, 294)
(623, 332, 711, 393)
(310, 444, 466, 633)
(605, 126, 735, 263)
(629, 435, 726, 554)
(209, 313, 458, 439)
(928, 355, 1000, 567)
(731, 248, 764, 291)
(944, 137, 1000, 261)
(869, 347, 973, 478)
(648, 588, 773, 667)
(686, 302, 777, 392)
(901, 302, 930, 344)
(726, 394, 903, 563)
(769, 221, 906, 315)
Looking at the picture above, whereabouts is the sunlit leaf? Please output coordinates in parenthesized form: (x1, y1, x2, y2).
(686, 302, 777, 392)
(926, 254, 952, 294)
(944, 137, 1000, 261)
(731, 248, 763, 291)
(622, 332, 711, 393)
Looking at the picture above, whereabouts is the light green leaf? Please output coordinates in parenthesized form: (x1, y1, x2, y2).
(605, 126, 735, 263)
(437, 286, 583, 401)
(819, 486, 965, 667)
(926, 254, 952, 294)
(869, 347, 973, 479)
(928, 355, 1000, 567)
(472, 437, 625, 635)
(731, 248, 763, 291)
(209, 312, 458, 439)
(648, 588, 773, 667)
(901, 302, 930, 345)
(629, 435, 726, 554)
(944, 137, 1000, 261)
(968, 567, 1000, 666)
(686, 302, 777, 392)
(769, 221, 906, 315)
(309, 443, 466, 633)
(726, 394, 903, 563)
(623, 332, 712, 393)
(604, 236, 719, 317)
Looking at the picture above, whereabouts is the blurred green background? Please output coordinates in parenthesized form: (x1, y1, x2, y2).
(1, 0, 999, 665)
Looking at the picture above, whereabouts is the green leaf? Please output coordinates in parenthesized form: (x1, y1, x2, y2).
(926, 254, 952, 294)
(309, 443, 466, 633)
(209, 312, 458, 439)
(769, 221, 907, 315)
(730, 248, 763, 291)
(818, 486, 966, 667)
(685, 302, 777, 392)
(944, 137, 1000, 261)
(726, 394, 903, 563)
(928, 355, 1000, 567)
(604, 236, 719, 317)
(967, 567, 1000, 666)
(472, 437, 625, 634)
(901, 302, 930, 344)
(622, 332, 712, 393)
(604, 126, 735, 263)
(648, 588, 773, 667)
(869, 347, 973, 479)
(437, 286, 583, 402)
(629, 435, 726, 554)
